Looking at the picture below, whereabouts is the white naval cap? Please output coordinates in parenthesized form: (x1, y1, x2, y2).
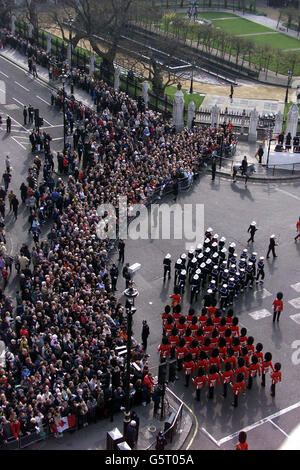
(206, 259, 212, 264)
(165, 253, 171, 259)
(207, 227, 213, 233)
(211, 279, 216, 284)
(223, 284, 228, 288)
(181, 269, 186, 275)
(212, 252, 218, 258)
(252, 252, 257, 256)
(191, 257, 197, 263)
(230, 242, 236, 248)
(229, 277, 235, 282)
(204, 238, 210, 244)
(196, 244, 203, 250)
(251, 221, 256, 226)
(220, 237, 226, 242)
(205, 247, 211, 253)
(200, 262, 206, 269)
(270, 234, 276, 238)
(213, 234, 219, 239)
(193, 274, 199, 280)
(181, 253, 187, 259)
(211, 242, 218, 248)
(196, 268, 201, 274)
(213, 265, 218, 269)
(243, 249, 248, 253)
(221, 247, 227, 253)
(207, 289, 213, 294)
(259, 256, 264, 260)
(248, 262, 253, 266)
(224, 269, 229, 273)
(176, 259, 182, 264)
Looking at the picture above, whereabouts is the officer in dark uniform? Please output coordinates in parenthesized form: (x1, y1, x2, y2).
(180, 253, 187, 269)
(266, 234, 277, 258)
(190, 273, 200, 304)
(195, 243, 203, 256)
(163, 253, 171, 282)
(219, 247, 227, 264)
(141, 320, 150, 351)
(219, 283, 229, 310)
(205, 227, 213, 239)
(203, 288, 214, 308)
(218, 236, 226, 250)
(211, 264, 219, 285)
(228, 242, 236, 258)
(178, 269, 187, 294)
(188, 256, 197, 282)
(174, 258, 182, 286)
(249, 252, 257, 277)
(239, 268, 246, 292)
(228, 277, 236, 305)
(23, 106, 28, 125)
(247, 221, 257, 243)
(245, 262, 254, 289)
(256, 256, 265, 283)
(110, 263, 119, 292)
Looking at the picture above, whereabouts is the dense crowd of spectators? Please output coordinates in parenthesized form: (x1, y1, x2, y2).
(0, 28, 238, 444)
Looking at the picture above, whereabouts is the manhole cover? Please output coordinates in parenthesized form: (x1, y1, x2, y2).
(147, 425, 156, 433)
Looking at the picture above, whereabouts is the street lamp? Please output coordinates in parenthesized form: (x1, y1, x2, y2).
(123, 280, 139, 435)
(60, 70, 68, 153)
(189, 65, 194, 95)
(285, 70, 293, 104)
(68, 17, 74, 70)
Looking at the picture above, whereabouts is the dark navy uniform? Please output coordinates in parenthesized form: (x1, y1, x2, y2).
(219, 283, 229, 310)
(190, 274, 200, 304)
(174, 258, 182, 286)
(256, 257, 265, 283)
(163, 254, 172, 282)
(247, 221, 257, 243)
(228, 277, 236, 305)
(245, 262, 254, 288)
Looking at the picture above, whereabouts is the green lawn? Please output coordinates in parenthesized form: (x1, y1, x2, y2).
(212, 17, 274, 35)
(246, 32, 300, 50)
(165, 85, 205, 109)
(197, 11, 238, 19)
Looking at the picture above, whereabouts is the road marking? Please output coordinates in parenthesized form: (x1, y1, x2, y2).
(253, 288, 272, 300)
(289, 297, 300, 309)
(290, 313, 300, 324)
(217, 400, 300, 446)
(276, 188, 300, 202)
(249, 308, 272, 320)
(291, 282, 300, 293)
(268, 419, 289, 438)
(0, 71, 8, 78)
(183, 402, 199, 450)
(11, 136, 26, 150)
(200, 427, 220, 447)
(9, 116, 28, 132)
(36, 95, 49, 105)
(14, 81, 30, 92)
(51, 137, 63, 141)
(12, 98, 24, 106)
(42, 118, 52, 126)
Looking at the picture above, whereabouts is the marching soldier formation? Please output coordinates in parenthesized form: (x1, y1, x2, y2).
(158, 301, 281, 406)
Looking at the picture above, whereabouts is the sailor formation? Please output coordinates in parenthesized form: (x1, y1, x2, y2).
(163, 226, 265, 307)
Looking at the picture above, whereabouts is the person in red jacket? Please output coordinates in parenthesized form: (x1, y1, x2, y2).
(194, 327, 204, 346)
(193, 367, 207, 401)
(217, 317, 227, 337)
(172, 304, 182, 325)
(270, 362, 282, 397)
(230, 317, 240, 337)
(239, 327, 248, 347)
(247, 336, 255, 357)
(168, 327, 179, 359)
(183, 353, 195, 387)
(196, 350, 208, 373)
(176, 338, 187, 371)
(218, 337, 227, 361)
(198, 308, 208, 327)
(188, 339, 199, 361)
(207, 365, 220, 399)
(157, 336, 171, 363)
(10, 419, 21, 440)
(235, 357, 248, 380)
(170, 287, 181, 311)
(261, 352, 274, 387)
(162, 305, 171, 328)
(208, 348, 221, 371)
(221, 362, 234, 397)
(163, 315, 174, 337)
(272, 292, 283, 323)
(240, 346, 250, 367)
(294, 216, 300, 242)
(177, 316, 187, 337)
(189, 316, 199, 336)
(232, 373, 246, 408)
(223, 347, 237, 370)
(254, 342, 264, 363)
(236, 431, 248, 450)
(247, 355, 261, 390)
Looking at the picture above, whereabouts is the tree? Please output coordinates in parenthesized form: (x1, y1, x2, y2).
(0, 0, 15, 28)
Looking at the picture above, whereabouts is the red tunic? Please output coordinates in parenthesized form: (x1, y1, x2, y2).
(270, 370, 282, 385)
(176, 346, 187, 360)
(232, 380, 246, 395)
(248, 363, 261, 377)
(261, 360, 274, 375)
(208, 372, 220, 388)
(196, 359, 208, 373)
(221, 370, 234, 384)
(158, 344, 171, 359)
(193, 376, 207, 389)
(184, 361, 195, 375)
(235, 366, 248, 379)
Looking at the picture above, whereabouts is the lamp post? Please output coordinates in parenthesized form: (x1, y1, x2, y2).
(68, 16, 74, 70)
(60, 71, 67, 153)
(189, 64, 194, 95)
(123, 280, 139, 435)
(285, 70, 292, 104)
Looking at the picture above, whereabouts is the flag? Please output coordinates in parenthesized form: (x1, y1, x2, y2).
(57, 415, 76, 433)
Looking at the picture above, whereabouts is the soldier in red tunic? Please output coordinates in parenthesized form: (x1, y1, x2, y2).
(270, 362, 282, 397)
(261, 352, 274, 387)
(232, 372, 246, 408)
(176, 338, 187, 371)
(221, 362, 234, 398)
(247, 355, 261, 390)
(157, 336, 171, 363)
(183, 353, 195, 388)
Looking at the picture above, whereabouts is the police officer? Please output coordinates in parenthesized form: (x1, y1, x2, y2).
(163, 253, 171, 282)
(247, 221, 257, 243)
(256, 256, 265, 283)
(266, 234, 278, 259)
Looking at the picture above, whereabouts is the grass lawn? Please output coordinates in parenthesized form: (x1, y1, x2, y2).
(177, 11, 238, 19)
(245, 32, 300, 50)
(165, 85, 205, 109)
(212, 17, 274, 35)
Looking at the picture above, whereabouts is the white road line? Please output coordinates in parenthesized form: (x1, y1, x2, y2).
(217, 400, 300, 446)
(268, 419, 289, 438)
(11, 136, 26, 150)
(51, 137, 63, 141)
(36, 95, 49, 105)
(12, 98, 24, 106)
(14, 81, 30, 92)
(200, 427, 220, 447)
(276, 188, 300, 202)
(9, 116, 28, 132)
(0, 70, 8, 78)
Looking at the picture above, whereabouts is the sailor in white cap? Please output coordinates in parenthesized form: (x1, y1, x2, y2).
(245, 262, 254, 288)
(178, 269, 187, 294)
(219, 283, 229, 310)
(219, 236, 226, 250)
(247, 221, 258, 243)
(190, 274, 200, 304)
(256, 256, 265, 283)
(174, 258, 182, 285)
(180, 253, 187, 268)
(266, 234, 278, 259)
(163, 253, 172, 282)
(205, 227, 213, 239)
